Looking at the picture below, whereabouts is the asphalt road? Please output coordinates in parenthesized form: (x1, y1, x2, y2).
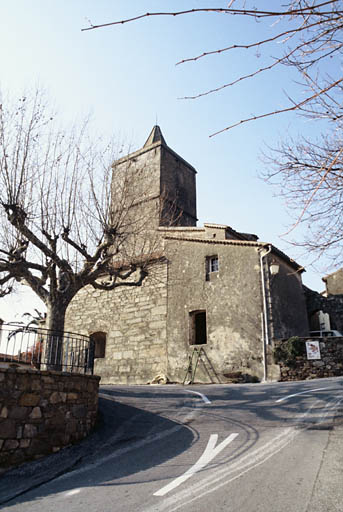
(1, 377, 343, 512)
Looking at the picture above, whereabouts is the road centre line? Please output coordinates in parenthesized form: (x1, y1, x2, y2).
(154, 433, 238, 497)
(185, 390, 211, 404)
(275, 387, 330, 403)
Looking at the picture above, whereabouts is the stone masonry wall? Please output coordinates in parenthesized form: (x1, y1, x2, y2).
(165, 239, 265, 383)
(324, 268, 343, 295)
(0, 368, 100, 473)
(65, 262, 168, 384)
(275, 337, 343, 381)
(160, 145, 197, 226)
(268, 254, 309, 339)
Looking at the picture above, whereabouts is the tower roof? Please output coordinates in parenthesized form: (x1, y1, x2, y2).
(143, 125, 167, 148)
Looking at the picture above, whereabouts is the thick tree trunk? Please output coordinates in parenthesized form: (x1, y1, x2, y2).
(45, 302, 68, 371)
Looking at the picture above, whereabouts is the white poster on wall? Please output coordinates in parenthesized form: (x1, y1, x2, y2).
(306, 341, 321, 360)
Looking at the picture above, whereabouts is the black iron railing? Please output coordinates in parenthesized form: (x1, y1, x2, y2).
(0, 323, 94, 374)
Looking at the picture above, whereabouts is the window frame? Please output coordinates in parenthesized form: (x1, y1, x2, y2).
(205, 255, 219, 281)
(209, 256, 219, 273)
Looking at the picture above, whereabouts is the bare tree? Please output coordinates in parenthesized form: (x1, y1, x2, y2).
(262, 129, 343, 265)
(82, 1, 343, 265)
(0, 90, 164, 354)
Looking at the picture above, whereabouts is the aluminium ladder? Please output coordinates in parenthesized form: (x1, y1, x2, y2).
(183, 346, 221, 385)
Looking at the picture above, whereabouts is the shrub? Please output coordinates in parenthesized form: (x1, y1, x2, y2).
(273, 336, 306, 367)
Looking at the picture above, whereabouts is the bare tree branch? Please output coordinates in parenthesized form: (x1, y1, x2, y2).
(210, 76, 343, 136)
(82, 2, 341, 31)
(91, 264, 148, 291)
(262, 125, 343, 265)
(281, 146, 343, 235)
(85, 2, 343, 134)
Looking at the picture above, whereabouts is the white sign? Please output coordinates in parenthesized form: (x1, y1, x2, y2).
(306, 340, 321, 360)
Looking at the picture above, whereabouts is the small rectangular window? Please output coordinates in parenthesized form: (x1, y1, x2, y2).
(210, 256, 219, 273)
(90, 332, 107, 358)
(206, 256, 219, 280)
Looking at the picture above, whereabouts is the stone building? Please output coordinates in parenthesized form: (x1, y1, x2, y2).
(65, 126, 309, 384)
(305, 268, 343, 334)
(323, 268, 343, 296)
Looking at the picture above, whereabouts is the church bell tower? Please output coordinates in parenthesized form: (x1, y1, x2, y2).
(112, 126, 197, 229)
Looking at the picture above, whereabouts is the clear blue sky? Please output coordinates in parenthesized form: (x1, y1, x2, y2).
(0, 1, 330, 321)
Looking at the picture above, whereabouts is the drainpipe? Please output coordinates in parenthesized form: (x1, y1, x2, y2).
(259, 245, 272, 382)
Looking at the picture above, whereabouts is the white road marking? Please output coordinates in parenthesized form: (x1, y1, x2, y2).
(185, 390, 211, 404)
(146, 396, 343, 512)
(275, 387, 329, 403)
(153, 433, 238, 496)
(64, 489, 81, 497)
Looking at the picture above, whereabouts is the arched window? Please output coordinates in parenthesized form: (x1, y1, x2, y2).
(90, 332, 107, 358)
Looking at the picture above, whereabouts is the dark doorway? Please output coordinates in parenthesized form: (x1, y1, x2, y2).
(90, 331, 107, 358)
(189, 311, 207, 345)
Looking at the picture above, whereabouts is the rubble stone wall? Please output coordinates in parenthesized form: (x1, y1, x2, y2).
(0, 367, 100, 473)
(275, 337, 343, 381)
(323, 269, 343, 295)
(65, 262, 168, 384)
(268, 255, 309, 339)
(165, 239, 265, 383)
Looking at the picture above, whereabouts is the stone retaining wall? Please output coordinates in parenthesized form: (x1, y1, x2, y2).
(0, 367, 100, 473)
(275, 337, 343, 381)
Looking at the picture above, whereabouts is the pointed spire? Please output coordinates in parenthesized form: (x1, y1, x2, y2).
(143, 125, 167, 148)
